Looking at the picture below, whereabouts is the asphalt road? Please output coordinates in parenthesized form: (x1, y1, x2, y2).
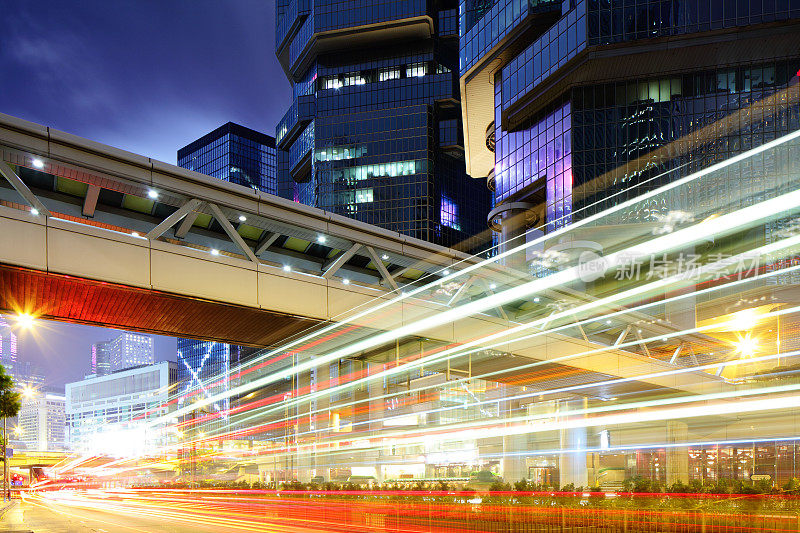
(0, 497, 205, 533)
(0, 491, 354, 533)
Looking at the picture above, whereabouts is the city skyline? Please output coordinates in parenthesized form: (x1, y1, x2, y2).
(6, 315, 176, 389)
(0, 0, 798, 530)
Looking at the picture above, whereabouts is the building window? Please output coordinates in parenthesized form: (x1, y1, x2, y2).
(355, 188, 374, 203)
(379, 67, 400, 81)
(441, 195, 460, 230)
(332, 160, 420, 183)
(406, 62, 427, 77)
(342, 71, 366, 86)
(315, 145, 367, 161)
(322, 76, 343, 90)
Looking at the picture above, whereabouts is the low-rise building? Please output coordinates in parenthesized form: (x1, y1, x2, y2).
(65, 361, 181, 457)
(18, 391, 66, 452)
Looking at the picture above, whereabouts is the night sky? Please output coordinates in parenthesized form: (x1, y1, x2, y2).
(0, 1, 290, 387)
(0, 0, 290, 164)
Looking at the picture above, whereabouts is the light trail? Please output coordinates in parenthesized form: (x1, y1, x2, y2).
(154, 180, 800, 427)
(204, 125, 800, 395)
(195, 251, 800, 442)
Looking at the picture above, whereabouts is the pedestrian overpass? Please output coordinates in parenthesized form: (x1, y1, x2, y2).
(4, 111, 792, 399)
(0, 112, 482, 347)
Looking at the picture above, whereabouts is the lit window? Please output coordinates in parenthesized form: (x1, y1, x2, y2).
(322, 76, 343, 90)
(378, 67, 400, 81)
(406, 63, 426, 77)
(315, 144, 367, 162)
(342, 72, 366, 86)
(355, 189, 373, 203)
(441, 195, 460, 230)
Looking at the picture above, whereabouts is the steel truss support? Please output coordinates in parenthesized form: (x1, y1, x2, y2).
(0, 161, 51, 217)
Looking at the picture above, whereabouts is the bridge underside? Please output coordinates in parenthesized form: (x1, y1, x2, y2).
(0, 264, 318, 347)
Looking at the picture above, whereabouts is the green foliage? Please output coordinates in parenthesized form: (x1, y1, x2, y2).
(488, 481, 511, 492)
(473, 470, 496, 483)
(782, 477, 800, 494)
(0, 367, 20, 420)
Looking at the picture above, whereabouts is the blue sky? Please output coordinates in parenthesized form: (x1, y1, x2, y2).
(0, 0, 290, 163)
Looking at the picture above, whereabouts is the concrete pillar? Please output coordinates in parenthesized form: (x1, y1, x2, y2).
(559, 427, 587, 489)
(502, 434, 527, 483)
(368, 363, 385, 482)
(666, 421, 689, 486)
(497, 205, 536, 273)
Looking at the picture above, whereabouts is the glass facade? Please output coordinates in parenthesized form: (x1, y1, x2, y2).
(586, 0, 800, 46)
(459, 0, 561, 73)
(91, 340, 111, 376)
(277, 0, 490, 252)
(178, 122, 278, 195)
(462, 0, 800, 239)
(65, 362, 180, 455)
(0, 314, 17, 378)
(176, 340, 244, 424)
(570, 60, 800, 218)
(177, 124, 278, 426)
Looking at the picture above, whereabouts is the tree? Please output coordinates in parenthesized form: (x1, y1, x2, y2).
(0, 367, 20, 502)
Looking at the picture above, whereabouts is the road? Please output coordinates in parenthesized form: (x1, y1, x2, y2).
(0, 495, 227, 533)
(0, 492, 340, 533)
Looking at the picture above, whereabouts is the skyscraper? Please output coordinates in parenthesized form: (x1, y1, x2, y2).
(18, 391, 66, 452)
(460, 0, 800, 251)
(13, 360, 44, 389)
(103, 332, 154, 373)
(91, 340, 112, 377)
(177, 124, 275, 429)
(275, 0, 490, 251)
(458, 0, 800, 488)
(175, 340, 248, 428)
(0, 314, 18, 378)
(177, 122, 278, 195)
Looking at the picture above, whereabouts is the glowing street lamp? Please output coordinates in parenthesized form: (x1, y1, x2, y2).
(735, 334, 759, 357)
(15, 313, 35, 330)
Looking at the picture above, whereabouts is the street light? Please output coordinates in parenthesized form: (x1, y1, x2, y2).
(15, 313, 34, 330)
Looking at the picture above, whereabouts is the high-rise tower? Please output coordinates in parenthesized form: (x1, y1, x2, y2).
(275, 0, 490, 252)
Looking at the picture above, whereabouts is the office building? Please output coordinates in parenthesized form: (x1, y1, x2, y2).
(18, 391, 66, 452)
(177, 125, 275, 426)
(0, 314, 18, 378)
(13, 360, 44, 389)
(91, 339, 112, 377)
(0, 315, 44, 389)
(175, 340, 254, 431)
(460, 0, 800, 252)
(455, 0, 800, 487)
(274, 0, 490, 251)
(101, 331, 154, 373)
(65, 361, 181, 456)
(178, 122, 278, 195)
